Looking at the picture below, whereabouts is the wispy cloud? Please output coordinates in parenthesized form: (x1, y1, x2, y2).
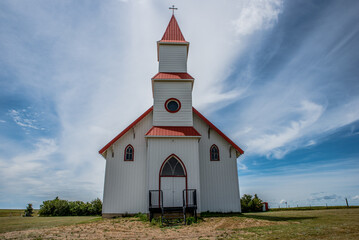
(232, 0, 283, 36)
(231, 1, 359, 159)
(309, 193, 342, 202)
(7, 108, 44, 131)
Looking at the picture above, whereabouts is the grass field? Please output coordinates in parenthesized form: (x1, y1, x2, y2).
(237, 208, 359, 239)
(0, 208, 358, 239)
(0, 212, 100, 234)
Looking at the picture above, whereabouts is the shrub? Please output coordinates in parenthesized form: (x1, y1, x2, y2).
(24, 203, 34, 217)
(240, 194, 263, 213)
(186, 216, 196, 225)
(39, 197, 102, 216)
(135, 212, 148, 222)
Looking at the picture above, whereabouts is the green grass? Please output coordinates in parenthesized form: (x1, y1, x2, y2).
(234, 208, 359, 239)
(1, 208, 359, 239)
(0, 209, 40, 217)
(269, 205, 359, 211)
(0, 210, 101, 233)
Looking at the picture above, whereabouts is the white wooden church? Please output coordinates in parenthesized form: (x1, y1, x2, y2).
(99, 13, 244, 220)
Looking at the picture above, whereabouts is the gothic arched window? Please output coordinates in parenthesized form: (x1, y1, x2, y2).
(160, 156, 185, 176)
(124, 145, 134, 161)
(210, 144, 220, 161)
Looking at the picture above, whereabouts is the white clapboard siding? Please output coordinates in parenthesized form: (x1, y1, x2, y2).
(102, 112, 153, 214)
(146, 137, 201, 212)
(193, 113, 241, 213)
(153, 82, 193, 126)
(159, 45, 188, 73)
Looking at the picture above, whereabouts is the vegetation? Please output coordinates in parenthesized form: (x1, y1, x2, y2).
(39, 197, 102, 216)
(240, 194, 263, 212)
(134, 212, 148, 222)
(269, 205, 359, 211)
(0, 212, 100, 233)
(236, 208, 359, 239)
(24, 203, 34, 217)
(1, 208, 359, 239)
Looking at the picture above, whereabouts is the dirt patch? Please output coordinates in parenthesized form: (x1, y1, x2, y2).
(0, 217, 285, 240)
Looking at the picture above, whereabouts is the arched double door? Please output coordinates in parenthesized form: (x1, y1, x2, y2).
(159, 154, 187, 208)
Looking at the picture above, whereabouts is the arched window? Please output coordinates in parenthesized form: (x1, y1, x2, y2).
(124, 145, 134, 161)
(210, 144, 220, 161)
(160, 156, 185, 176)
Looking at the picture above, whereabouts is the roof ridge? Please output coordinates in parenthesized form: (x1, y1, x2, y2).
(192, 107, 244, 155)
(99, 106, 244, 156)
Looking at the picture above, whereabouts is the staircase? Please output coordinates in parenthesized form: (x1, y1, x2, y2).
(162, 207, 185, 225)
(149, 189, 197, 225)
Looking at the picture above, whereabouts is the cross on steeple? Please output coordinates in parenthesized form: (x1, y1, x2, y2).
(169, 5, 178, 15)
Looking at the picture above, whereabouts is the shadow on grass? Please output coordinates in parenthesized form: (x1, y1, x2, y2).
(200, 212, 316, 222)
(241, 214, 316, 222)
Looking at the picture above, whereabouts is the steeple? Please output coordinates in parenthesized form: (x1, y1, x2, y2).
(152, 12, 194, 126)
(160, 15, 187, 43)
(157, 14, 189, 73)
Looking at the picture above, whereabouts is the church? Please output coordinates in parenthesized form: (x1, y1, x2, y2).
(99, 12, 244, 220)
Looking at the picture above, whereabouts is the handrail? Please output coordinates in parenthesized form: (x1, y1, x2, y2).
(149, 190, 163, 208)
(182, 189, 197, 208)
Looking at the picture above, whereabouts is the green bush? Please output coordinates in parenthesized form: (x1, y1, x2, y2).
(186, 216, 196, 225)
(240, 194, 263, 213)
(135, 212, 148, 222)
(39, 197, 102, 216)
(24, 203, 34, 217)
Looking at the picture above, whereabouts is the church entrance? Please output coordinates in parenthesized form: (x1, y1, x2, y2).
(159, 154, 187, 208)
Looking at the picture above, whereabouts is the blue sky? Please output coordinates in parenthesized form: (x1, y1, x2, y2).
(0, 0, 358, 209)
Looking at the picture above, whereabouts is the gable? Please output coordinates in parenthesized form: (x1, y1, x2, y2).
(98, 106, 244, 157)
(98, 107, 153, 155)
(192, 107, 244, 156)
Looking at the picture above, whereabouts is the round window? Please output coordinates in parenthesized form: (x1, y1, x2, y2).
(165, 98, 181, 113)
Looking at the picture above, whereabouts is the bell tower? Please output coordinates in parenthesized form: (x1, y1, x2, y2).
(152, 13, 195, 126)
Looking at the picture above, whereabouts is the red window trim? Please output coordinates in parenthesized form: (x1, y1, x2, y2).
(164, 98, 181, 113)
(210, 144, 220, 161)
(124, 144, 134, 161)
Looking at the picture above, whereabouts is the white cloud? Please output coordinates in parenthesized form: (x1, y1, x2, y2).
(240, 161, 359, 207)
(0, 120, 6, 123)
(243, 100, 324, 158)
(8, 109, 40, 130)
(232, 0, 283, 36)
(353, 195, 359, 200)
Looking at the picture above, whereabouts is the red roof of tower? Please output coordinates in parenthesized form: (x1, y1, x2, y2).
(152, 72, 194, 80)
(160, 15, 187, 43)
(145, 126, 201, 136)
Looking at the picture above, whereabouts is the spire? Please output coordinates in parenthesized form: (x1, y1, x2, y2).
(160, 15, 187, 43)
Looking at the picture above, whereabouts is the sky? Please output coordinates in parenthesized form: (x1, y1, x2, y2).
(0, 0, 358, 209)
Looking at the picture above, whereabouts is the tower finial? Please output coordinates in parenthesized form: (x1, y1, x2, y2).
(169, 5, 178, 15)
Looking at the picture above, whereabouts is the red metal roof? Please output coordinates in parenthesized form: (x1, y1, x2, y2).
(98, 107, 153, 154)
(145, 126, 201, 136)
(193, 107, 244, 155)
(160, 15, 187, 43)
(152, 72, 194, 80)
(98, 106, 244, 156)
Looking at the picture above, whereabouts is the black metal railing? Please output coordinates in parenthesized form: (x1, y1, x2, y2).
(182, 189, 197, 208)
(149, 190, 163, 208)
(149, 190, 164, 222)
